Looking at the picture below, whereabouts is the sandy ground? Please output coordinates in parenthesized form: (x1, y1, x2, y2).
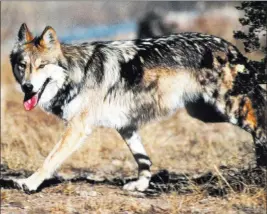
(1, 183, 265, 214)
(1, 162, 266, 214)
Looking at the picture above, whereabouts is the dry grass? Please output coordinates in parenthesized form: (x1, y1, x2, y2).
(1, 184, 266, 214)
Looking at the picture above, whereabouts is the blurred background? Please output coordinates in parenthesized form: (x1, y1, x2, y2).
(1, 1, 264, 176)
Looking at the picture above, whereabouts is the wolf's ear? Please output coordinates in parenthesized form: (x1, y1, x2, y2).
(39, 26, 59, 49)
(17, 23, 34, 43)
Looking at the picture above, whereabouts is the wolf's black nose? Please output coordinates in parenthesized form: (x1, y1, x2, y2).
(22, 83, 33, 93)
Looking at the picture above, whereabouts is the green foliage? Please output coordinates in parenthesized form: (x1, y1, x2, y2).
(234, 2, 266, 53)
(234, 2, 267, 77)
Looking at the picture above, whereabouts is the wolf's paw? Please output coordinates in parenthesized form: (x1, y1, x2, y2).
(123, 177, 150, 192)
(13, 178, 38, 194)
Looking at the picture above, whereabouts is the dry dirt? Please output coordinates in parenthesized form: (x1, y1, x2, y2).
(1, 163, 267, 214)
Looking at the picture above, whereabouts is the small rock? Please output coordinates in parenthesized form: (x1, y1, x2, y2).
(78, 190, 98, 197)
(199, 199, 209, 204)
(86, 174, 105, 182)
(88, 191, 98, 197)
(9, 201, 24, 209)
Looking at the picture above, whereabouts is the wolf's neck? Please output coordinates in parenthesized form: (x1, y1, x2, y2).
(44, 43, 94, 119)
(43, 76, 79, 119)
(60, 43, 94, 67)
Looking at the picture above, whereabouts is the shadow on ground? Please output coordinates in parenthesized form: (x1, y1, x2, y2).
(0, 163, 266, 197)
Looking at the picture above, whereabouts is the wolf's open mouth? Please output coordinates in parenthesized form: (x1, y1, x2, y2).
(23, 78, 51, 111)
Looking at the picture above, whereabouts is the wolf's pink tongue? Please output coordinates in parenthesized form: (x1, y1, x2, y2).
(23, 94, 38, 111)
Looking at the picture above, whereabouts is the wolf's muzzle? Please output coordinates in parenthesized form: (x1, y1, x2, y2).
(22, 83, 33, 94)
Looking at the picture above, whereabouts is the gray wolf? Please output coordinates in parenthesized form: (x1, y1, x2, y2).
(10, 23, 266, 193)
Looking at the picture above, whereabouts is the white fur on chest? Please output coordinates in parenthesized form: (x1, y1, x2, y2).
(62, 94, 86, 121)
(94, 103, 130, 129)
(62, 90, 131, 129)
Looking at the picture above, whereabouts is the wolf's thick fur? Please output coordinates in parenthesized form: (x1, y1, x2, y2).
(10, 23, 266, 193)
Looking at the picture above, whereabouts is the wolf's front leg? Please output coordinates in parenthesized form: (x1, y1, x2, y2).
(118, 126, 152, 192)
(14, 116, 91, 193)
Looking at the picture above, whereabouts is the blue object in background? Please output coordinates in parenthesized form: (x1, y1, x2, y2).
(59, 21, 137, 42)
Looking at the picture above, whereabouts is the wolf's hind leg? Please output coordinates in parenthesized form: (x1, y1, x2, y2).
(219, 86, 267, 167)
(118, 126, 152, 192)
(14, 115, 92, 193)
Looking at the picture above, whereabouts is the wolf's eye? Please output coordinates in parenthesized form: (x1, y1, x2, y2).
(18, 63, 26, 70)
(38, 64, 46, 69)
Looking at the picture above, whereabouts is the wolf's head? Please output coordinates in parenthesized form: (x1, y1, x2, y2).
(10, 23, 67, 111)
